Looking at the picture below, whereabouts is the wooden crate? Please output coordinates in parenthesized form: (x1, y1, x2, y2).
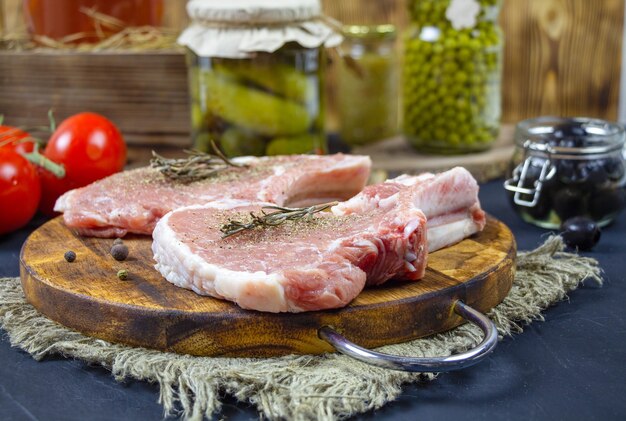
(0, 50, 190, 165)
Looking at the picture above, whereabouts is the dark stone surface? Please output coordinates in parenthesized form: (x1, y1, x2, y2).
(1, 179, 625, 420)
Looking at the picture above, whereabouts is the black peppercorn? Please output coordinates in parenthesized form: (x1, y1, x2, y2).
(110, 244, 129, 261)
(64, 251, 76, 262)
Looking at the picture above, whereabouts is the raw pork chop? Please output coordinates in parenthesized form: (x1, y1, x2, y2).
(332, 167, 486, 252)
(152, 196, 428, 313)
(55, 154, 371, 237)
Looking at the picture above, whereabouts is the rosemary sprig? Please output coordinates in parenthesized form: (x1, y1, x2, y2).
(150, 141, 246, 182)
(220, 202, 339, 239)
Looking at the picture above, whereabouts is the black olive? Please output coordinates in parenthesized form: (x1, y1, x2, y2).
(589, 189, 626, 220)
(603, 158, 625, 182)
(556, 159, 578, 184)
(555, 136, 586, 149)
(553, 187, 586, 221)
(577, 160, 609, 187)
(552, 123, 587, 140)
(560, 217, 601, 251)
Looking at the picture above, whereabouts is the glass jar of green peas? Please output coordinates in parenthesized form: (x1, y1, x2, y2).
(403, 0, 503, 154)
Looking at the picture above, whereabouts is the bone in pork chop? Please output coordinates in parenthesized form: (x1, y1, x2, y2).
(54, 154, 371, 238)
(152, 167, 486, 313)
(152, 196, 428, 313)
(332, 167, 486, 252)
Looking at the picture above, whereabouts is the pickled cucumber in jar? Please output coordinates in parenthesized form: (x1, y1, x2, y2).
(266, 134, 323, 156)
(403, 0, 503, 154)
(187, 46, 327, 158)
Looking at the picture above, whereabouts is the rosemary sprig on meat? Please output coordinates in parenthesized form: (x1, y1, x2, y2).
(220, 202, 338, 239)
(150, 141, 246, 182)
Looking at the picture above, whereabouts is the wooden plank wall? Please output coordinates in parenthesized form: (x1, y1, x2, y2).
(500, 0, 623, 121)
(0, 0, 623, 129)
(321, 0, 624, 123)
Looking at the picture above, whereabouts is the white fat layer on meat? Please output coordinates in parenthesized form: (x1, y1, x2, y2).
(231, 156, 262, 165)
(152, 210, 290, 313)
(273, 165, 286, 176)
(403, 218, 422, 239)
(53, 189, 73, 212)
(404, 261, 417, 272)
(207, 198, 274, 210)
(427, 217, 479, 252)
(378, 193, 399, 209)
(256, 166, 288, 203)
(389, 173, 434, 186)
(322, 155, 371, 172)
(331, 196, 366, 216)
(332, 194, 384, 216)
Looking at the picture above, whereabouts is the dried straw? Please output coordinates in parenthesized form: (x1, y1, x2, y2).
(0, 7, 180, 52)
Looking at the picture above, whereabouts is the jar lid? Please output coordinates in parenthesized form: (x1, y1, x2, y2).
(343, 24, 397, 40)
(515, 116, 626, 158)
(179, 0, 343, 58)
(187, 0, 320, 24)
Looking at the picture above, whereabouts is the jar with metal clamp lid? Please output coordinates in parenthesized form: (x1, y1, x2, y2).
(504, 117, 626, 229)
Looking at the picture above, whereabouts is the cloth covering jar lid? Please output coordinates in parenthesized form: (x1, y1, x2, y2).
(178, 0, 343, 58)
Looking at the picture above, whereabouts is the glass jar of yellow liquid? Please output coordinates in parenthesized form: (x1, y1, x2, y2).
(339, 25, 399, 146)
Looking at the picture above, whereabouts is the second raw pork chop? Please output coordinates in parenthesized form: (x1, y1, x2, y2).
(333, 167, 486, 252)
(55, 154, 371, 237)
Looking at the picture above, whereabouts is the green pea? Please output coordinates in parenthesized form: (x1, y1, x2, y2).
(455, 72, 469, 84)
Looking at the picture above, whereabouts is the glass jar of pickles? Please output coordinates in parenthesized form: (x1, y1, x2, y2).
(338, 25, 399, 146)
(505, 117, 626, 229)
(178, 0, 342, 157)
(403, 0, 503, 154)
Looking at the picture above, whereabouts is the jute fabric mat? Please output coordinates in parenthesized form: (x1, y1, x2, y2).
(0, 236, 601, 420)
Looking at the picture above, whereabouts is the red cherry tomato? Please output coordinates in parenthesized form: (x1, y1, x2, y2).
(39, 112, 127, 215)
(0, 149, 41, 235)
(0, 125, 35, 155)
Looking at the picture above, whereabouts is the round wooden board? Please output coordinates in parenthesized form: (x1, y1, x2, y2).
(20, 216, 516, 357)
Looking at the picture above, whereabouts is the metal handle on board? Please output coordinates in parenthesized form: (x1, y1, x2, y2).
(318, 301, 498, 372)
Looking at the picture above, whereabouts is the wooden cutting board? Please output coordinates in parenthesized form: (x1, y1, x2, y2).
(20, 216, 516, 357)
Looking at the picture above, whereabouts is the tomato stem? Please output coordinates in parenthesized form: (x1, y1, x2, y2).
(48, 109, 56, 132)
(21, 144, 66, 178)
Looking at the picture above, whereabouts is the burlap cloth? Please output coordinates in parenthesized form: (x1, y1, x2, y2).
(0, 236, 601, 420)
